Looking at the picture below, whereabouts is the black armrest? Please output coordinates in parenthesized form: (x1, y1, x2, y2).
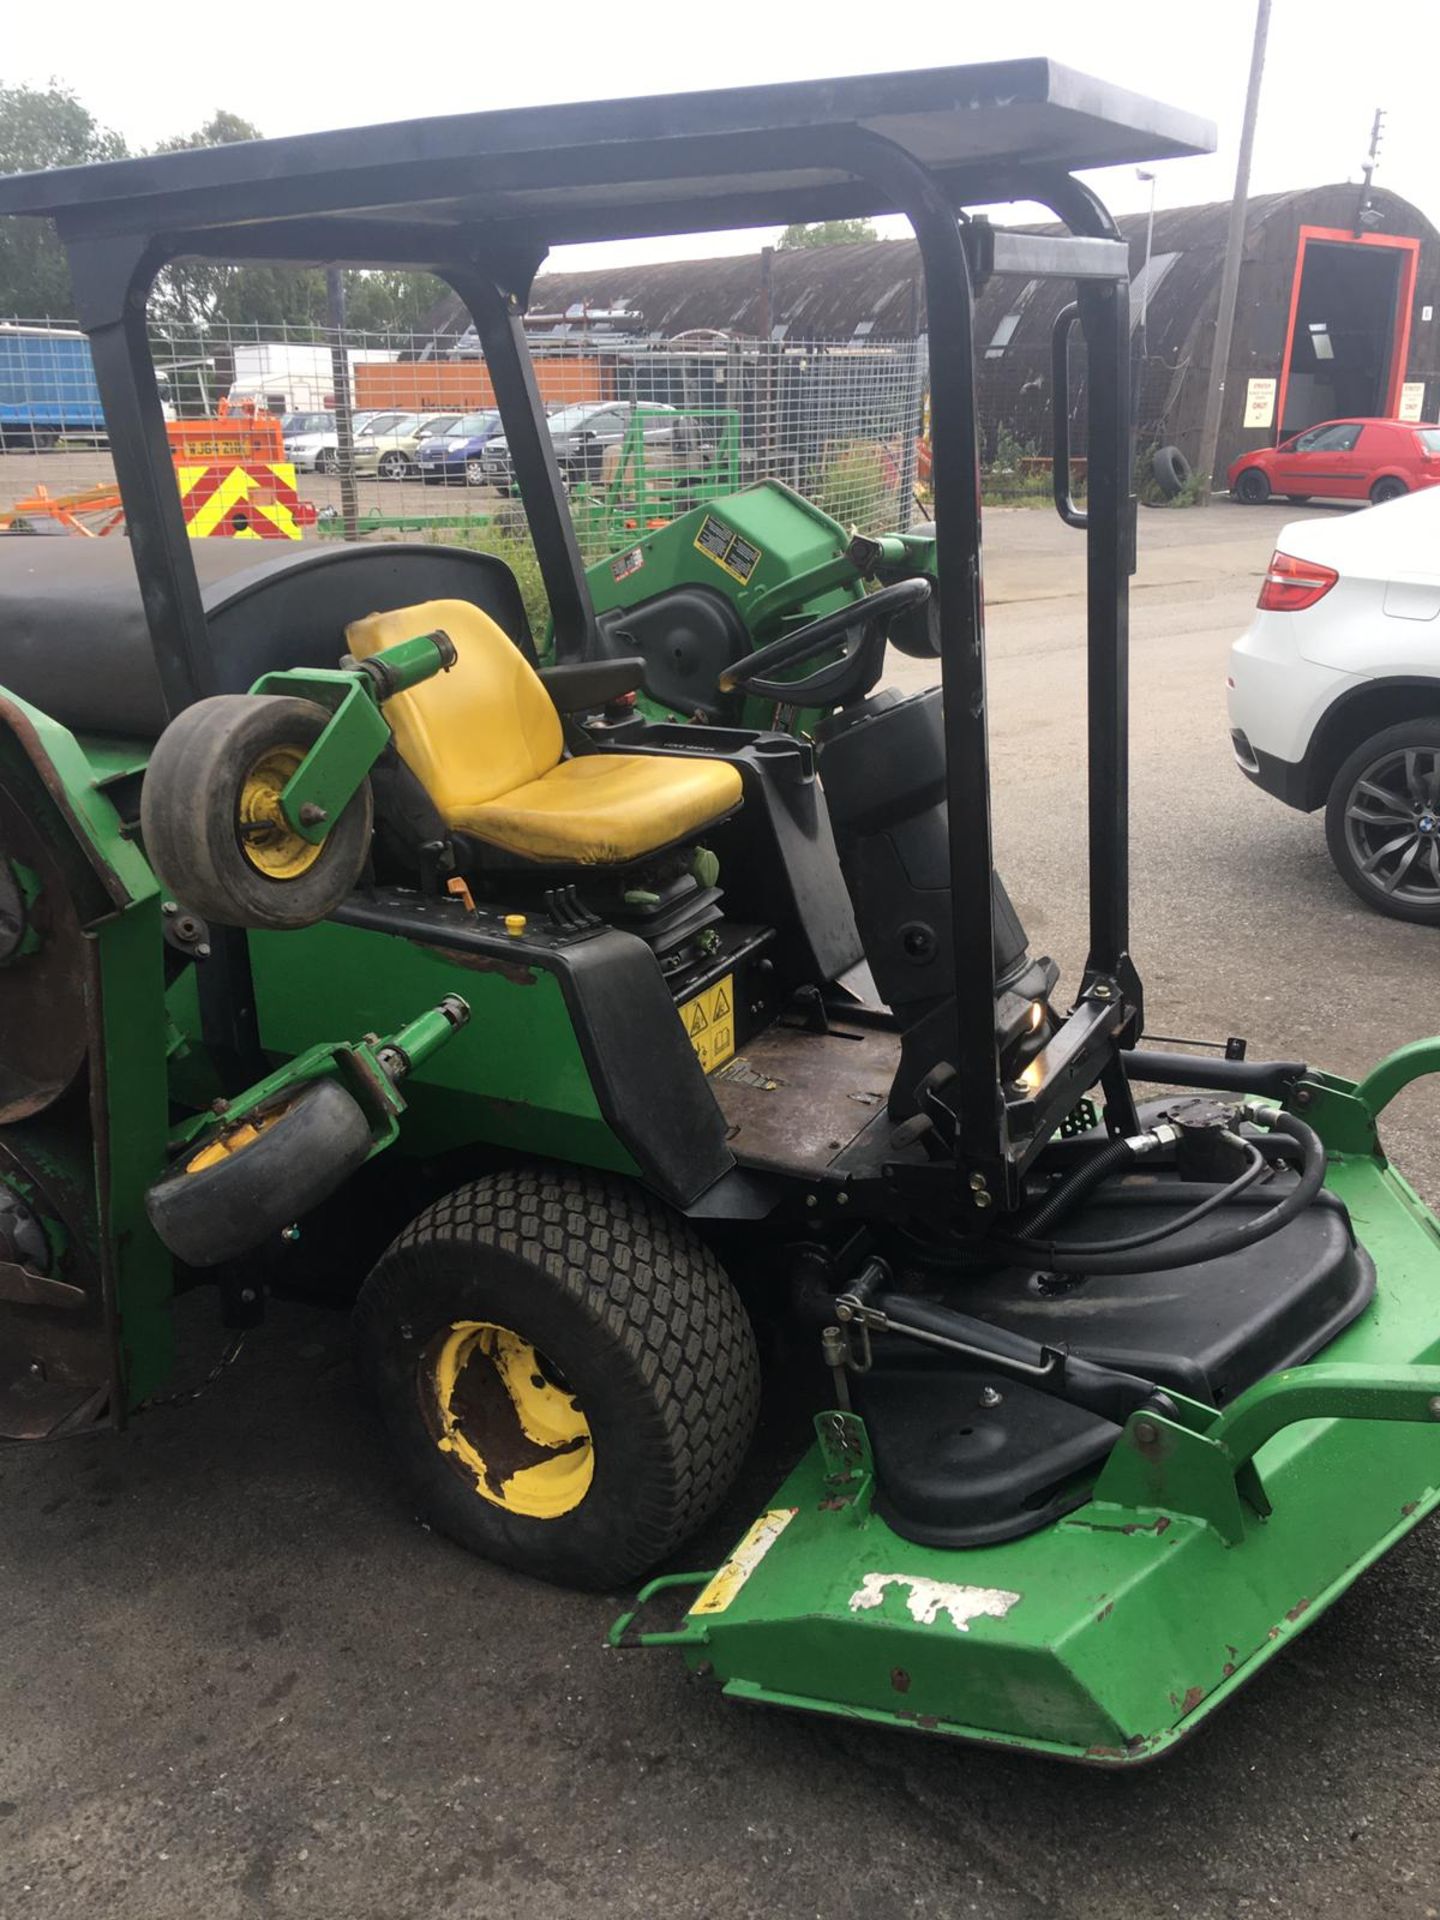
(538, 657, 646, 712)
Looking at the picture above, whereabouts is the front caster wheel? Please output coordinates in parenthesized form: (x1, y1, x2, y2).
(140, 694, 373, 930)
(354, 1167, 760, 1589)
(146, 1077, 374, 1267)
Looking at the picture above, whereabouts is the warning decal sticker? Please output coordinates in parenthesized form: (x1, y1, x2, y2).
(694, 515, 763, 584)
(677, 973, 735, 1074)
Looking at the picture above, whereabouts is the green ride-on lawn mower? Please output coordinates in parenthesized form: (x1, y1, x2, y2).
(3, 63, 1440, 1769)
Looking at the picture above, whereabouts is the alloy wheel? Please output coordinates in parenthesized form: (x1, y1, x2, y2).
(1342, 745, 1440, 907)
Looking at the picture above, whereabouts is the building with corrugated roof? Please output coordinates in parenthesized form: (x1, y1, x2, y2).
(424, 183, 1440, 479)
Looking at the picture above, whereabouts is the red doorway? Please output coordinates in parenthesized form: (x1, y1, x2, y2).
(1275, 226, 1419, 439)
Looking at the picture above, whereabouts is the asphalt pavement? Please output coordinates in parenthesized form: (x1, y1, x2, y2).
(3, 498, 1439, 1920)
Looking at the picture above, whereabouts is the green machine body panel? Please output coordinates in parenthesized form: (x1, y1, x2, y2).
(583, 480, 936, 730)
(244, 919, 642, 1175)
(0, 695, 173, 1430)
(615, 1077, 1440, 1766)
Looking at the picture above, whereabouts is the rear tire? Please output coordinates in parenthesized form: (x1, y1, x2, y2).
(1370, 475, 1408, 506)
(354, 1166, 760, 1589)
(1324, 718, 1440, 925)
(141, 694, 373, 931)
(1234, 467, 1270, 505)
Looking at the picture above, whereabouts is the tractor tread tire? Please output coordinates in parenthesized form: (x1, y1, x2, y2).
(354, 1165, 760, 1589)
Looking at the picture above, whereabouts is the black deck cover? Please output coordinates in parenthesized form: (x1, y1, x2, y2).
(862, 1182, 1373, 1549)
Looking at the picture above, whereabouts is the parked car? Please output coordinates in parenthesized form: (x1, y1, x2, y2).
(281, 410, 335, 444)
(416, 409, 503, 485)
(1228, 417, 1440, 509)
(282, 410, 456, 476)
(481, 400, 678, 494)
(1228, 485, 1440, 924)
(358, 410, 462, 479)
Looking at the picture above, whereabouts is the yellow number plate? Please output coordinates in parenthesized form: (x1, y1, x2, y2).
(678, 972, 736, 1074)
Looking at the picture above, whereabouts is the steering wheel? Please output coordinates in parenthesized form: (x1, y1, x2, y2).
(717, 577, 932, 709)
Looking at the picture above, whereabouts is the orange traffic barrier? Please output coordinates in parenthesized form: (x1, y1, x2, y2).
(174, 460, 306, 539)
(166, 396, 285, 463)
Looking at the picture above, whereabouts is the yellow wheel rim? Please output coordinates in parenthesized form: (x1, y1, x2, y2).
(424, 1320, 593, 1519)
(185, 1102, 287, 1174)
(236, 745, 323, 879)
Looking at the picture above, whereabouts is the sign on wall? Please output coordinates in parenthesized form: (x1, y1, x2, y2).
(1398, 382, 1427, 424)
(1243, 378, 1277, 429)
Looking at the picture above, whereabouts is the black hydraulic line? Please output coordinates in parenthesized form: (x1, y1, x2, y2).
(1021, 1132, 1139, 1239)
(1123, 1049, 1308, 1101)
(992, 1113, 1324, 1276)
(1018, 1141, 1267, 1260)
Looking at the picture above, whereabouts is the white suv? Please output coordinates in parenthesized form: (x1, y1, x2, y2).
(1228, 487, 1440, 925)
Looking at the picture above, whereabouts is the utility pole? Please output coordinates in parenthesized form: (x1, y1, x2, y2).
(1196, 0, 1271, 503)
(325, 266, 358, 539)
(1358, 108, 1386, 229)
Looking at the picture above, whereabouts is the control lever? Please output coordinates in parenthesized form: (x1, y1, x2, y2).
(831, 1286, 1173, 1428)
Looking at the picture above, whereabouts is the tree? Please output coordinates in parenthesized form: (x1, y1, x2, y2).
(344, 269, 450, 335)
(149, 116, 446, 335)
(0, 83, 128, 316)
(1, 90, 451, 340)
(776, 218, 878, 250)
(148, 111, 331, 330)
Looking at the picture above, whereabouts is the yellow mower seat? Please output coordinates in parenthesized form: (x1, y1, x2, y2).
(346, 598, 742, 866)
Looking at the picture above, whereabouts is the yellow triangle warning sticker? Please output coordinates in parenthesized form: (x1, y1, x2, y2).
(688, 1002, 710, 1035)
(713, 985, 731, 1018)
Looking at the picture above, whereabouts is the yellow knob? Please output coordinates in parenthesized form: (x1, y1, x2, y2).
(504, 913, 527, 937)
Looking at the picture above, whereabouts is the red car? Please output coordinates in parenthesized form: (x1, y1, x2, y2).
(1228, 416, 1440, 508)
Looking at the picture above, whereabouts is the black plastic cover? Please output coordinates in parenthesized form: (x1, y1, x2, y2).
(861, 1181, 1374, 1548)
(0, 540, 532, 738)
(594, 587, 750, 721)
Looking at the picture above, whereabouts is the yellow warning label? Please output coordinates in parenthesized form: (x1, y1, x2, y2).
(691, 1508, 798, 1616)
(677, 973, 735, 1074)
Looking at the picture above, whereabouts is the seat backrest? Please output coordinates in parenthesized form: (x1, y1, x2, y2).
(346, 597, 563, 814)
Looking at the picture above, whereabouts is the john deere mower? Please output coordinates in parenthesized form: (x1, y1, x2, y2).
(3, 63, 1440, 1768)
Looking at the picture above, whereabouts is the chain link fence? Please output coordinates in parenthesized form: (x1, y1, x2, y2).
(0, 318, 928, 562)
(3, 312, 1212, 577)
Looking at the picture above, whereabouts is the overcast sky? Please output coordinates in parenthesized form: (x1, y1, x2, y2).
(7, 0, 1436, 273)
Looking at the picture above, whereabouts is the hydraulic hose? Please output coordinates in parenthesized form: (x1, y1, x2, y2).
(1020, 1134, 1144, 1238)
(1015, 1140, 1268, 1259)
(994, 1109, 1327, 1276)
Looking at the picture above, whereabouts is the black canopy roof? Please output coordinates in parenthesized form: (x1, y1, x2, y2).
(0, 61, 1212, 259)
